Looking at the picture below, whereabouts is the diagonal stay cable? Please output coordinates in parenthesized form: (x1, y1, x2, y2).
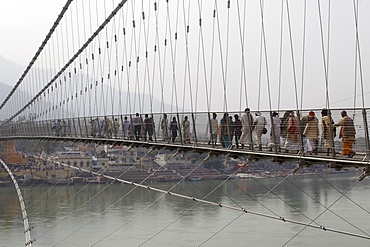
(252, 163, 370, 237)
(6, 142, 370, 242)
(301, 166, 370, 236)
(3, 0, 130, 125)
(236, 0, 249, 110)
(199, 166, 369, 245)
(0, 0, 73, 112)
(282, 179, 362, 246)
(274, 165, 370, 237)
(198, 165, 306, 246)
(30, 144, 137, 230)
(93, 152, 217, 246)
(229, 174, 308, 219)
(20, 139, 53, 197)
(315, 171, 370, 216)
(50, 147, 180, 246)
(142, 158, 285, 246)
(21, 140, 76, 203)
(138, 156, 247, 247)
(36, 179, 118, 242)
(34, 145, 156, 242)
(199, 164, 370, 245)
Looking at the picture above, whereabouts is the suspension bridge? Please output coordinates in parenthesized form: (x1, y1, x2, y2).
(1, 0, 370, 246)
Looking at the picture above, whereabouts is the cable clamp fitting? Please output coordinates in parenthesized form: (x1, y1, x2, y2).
(291, 164, 301, 173)
(203, 153, 211, 161)
(359, 166, 370, 181)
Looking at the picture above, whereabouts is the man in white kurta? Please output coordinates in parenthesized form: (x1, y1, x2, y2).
(240, 108, 254, 149)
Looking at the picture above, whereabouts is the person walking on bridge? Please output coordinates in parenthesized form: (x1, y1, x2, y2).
(133, 113, 142, 140)
(143, 114, 154, 141)
(161, 114, 170, 142)
(51, 120, 56, 136)
(268, 111, 281, 152)
(240, 108, 254, 149)
(252, 112, 266, 151)
(333, 110, 356, 158)
(208, 113, 218, 145)
(122, 116, 130, 139)
(280, 111, 292, 147)
(228, 116, 235, 148)
(303, 111, 319, 155)
(90, 118, 97, 137)
(99, 118, 104, 137)
(104, 116, 113, 138)
(113, 118, 120, 138)
(321, 109, 336, 156)
(219, 113, 230, 148)
(55, 119, 61, 136)
(234, 114, 242, 149)
(170, 117, 178, 143)
(182, 116, 191, 144)
(284, 112, 299, 153)
(60, 119, 67, 137)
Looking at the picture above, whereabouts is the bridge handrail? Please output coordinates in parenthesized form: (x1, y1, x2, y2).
(1, 108, 369, 165)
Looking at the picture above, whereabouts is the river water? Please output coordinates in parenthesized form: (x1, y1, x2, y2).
(1, 172, 370, 246)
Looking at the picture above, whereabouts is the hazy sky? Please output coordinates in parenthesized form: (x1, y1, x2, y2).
(0, 0, 369, 114)
(0, 1, 65, 66)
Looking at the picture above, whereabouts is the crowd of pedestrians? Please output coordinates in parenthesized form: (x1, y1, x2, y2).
(52, 108, 357, 158)
(207, 108, 357, 158)
(51, 119, 68, 137)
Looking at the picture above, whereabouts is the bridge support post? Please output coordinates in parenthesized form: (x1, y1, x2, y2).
(77, 118, 83, 137)
(31, 121, 35, 136)
(269, 111, 277, 153)
(21, 122, 24, 136)
(362, 109, 370, 161)
(151, 113, 157, 142)
(328, 109, 336, 158)
(42, 121, 47, 135)
(20, 122, 25, 136)
(38, 121, 42, 137)
(14, 122, 18, 136)
(32, 118, 40, 136)
(26, 122, 29, 136)
(248, 111, 254, 151)
(71, 118, 77, 137)
(83, 117, 89, 137)
(207, 112, 214, 147)
(129, 114, 134, 140)
(296, 110, 304, 155)
(120, 115, 124, 139)
(191, 113, 197, 144)
(177, 113, 183, 144)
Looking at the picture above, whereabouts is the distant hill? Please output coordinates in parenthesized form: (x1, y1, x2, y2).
(0, 55, 23, 103)
(0, 55, 23, 86)
(0, 54, 181, 116)
(0, 81, 12, 104)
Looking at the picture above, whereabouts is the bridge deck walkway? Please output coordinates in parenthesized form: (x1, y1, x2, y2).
(4, 135, 369, 169)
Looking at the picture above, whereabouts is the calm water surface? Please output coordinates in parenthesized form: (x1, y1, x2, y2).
(1, 172, 370, 246)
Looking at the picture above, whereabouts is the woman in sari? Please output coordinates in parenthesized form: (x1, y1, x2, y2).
(284, 112, 299, 153)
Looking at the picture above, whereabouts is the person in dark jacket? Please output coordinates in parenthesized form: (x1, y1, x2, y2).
(234, 114, 242, 149)
(170, 117, 178, 143)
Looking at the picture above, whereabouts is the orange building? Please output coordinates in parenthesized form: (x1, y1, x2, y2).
(0, 141, 28, 165)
